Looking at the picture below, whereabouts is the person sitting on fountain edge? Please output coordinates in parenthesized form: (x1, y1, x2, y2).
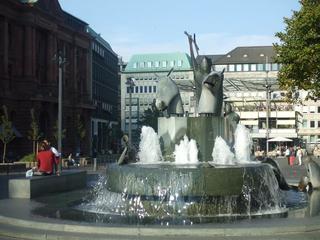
(32, 140, 56, 176)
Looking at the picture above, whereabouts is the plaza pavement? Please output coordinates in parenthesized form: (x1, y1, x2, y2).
(0, 157, 320, 239)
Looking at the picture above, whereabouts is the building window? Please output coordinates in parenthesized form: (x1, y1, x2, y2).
(139, 62, 145, 68)
(318, 106, 320, 113)
(170, 60, 175, 67)
(140, 86, 143, 93)
(126, 87, 130, 94)
(302, 119, 307, 128)
(147, 61, 152, 68)
(153, 86, 156, 93)
(154, 61, 160, 68)
(162, 61, 167, 68)
(236, 64, 242, 71)
(228, 64, 235, 72)
(250, 64, 257, 71)
(257, 64, 264, 71)
(144, 86, 147, 93)
(243, 64, 249, 71)
(135, 86, 139, 93)
(311, 135, 316, 143)
(311, 121, 315, 128)
(149, 86, 152, 93)
(177, 60, 182, 67)
(271, 63, 278, 71)
(318, 121, 320, 128)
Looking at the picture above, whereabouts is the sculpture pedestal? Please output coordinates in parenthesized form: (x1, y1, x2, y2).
(158, 116, 233, 161)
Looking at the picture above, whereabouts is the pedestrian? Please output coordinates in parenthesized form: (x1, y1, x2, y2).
(289, 147, 295, 166)
(285, 147, 291, 165)
(296, 147, 303, 166)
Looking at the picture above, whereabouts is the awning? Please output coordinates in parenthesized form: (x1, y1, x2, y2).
(267, 136, 293, 142)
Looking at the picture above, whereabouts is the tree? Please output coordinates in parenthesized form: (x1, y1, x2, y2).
(274, 0, 320, 101)
(76, 114, 86, 154)
(27, 108, 41, 157)
(139, 99, 161, 132)
(0, 105, 15, 163)
(52, 120, 66, 146)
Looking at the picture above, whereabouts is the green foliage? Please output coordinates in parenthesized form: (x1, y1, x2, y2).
(139, 100, 161, 131)
(0, 105, 15, 163)
(19, 153, 36, 162)
(76, 114, 86, 140)
(53, 120, 66, 145)
(27, 108, 41, 156)
(274, 0, 320, 101)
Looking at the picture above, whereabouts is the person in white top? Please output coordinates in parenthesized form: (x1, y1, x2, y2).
(296, 147, 303, 166)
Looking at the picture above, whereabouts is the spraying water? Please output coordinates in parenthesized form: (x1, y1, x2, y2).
(234, 124, 253, 163)
(137, 126, 163, 163)
(211, 136, 235, 165)
(174, 135, 199, 164)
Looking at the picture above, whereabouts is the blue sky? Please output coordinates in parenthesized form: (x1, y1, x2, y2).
(59, 0, 300, 61)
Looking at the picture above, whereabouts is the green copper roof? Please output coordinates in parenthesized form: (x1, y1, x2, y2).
(125, 52, 192, 73)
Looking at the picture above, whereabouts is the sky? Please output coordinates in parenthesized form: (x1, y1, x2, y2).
(59, 0, 300, 61)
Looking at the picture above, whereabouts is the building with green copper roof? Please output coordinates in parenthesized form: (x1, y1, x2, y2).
(125, 52, 192, 73)
(120, 52, 195, 141)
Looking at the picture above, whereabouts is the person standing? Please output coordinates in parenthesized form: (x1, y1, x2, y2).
(285, 147, 291, 165)
(289, 147, 295, 166)
(296, 147, 303, 166)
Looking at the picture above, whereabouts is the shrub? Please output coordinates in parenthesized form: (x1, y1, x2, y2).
(19, 153, 36, 162)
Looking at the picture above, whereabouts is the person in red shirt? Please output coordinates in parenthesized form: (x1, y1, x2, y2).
(33, 141, 55, 175)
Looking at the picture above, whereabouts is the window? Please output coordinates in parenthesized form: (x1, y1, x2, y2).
(250, 64, 257, 71)
(318, 106, 320, 113)
(140, 86, 143, 93)
(147, 61, 152, 68)
(144, 86, 147, 93)
(310, 135, 316, 143)
(149, 86, 152, 93)
(257, 64, 264, 71)
(266, 63, 271, 71)
(177, 60, 182, 67)
(318, 121, 320, 128)
(236, 64, 242, 71)
(170, 60, 175, 67)
(126, 87, 130, 94)
(135, 86, 139, 93)
(228, 64, 235, 72)
(154, 61, 160, 68)
(139, 62, 145, 68)
(243, 64, 249, 71)
(311, 121, 315, 128)
(162, 61, 167, 68)
(271, 63, 278, 71)
(153, 86, 156, 93)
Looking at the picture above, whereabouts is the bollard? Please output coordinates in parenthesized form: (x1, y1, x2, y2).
(93, 158, 97, 171)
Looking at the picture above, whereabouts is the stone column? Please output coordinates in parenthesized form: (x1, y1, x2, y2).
(47, 33, 57, 83)
(3, 17, 8, 77)
(24, 25, 33, 77)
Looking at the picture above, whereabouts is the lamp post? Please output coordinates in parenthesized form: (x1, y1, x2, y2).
(54, 51, 67, 172)
(126, 77, 136, 149)
(265, 56, 270, 155)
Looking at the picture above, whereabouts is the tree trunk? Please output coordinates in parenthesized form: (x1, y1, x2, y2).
(2, 143, 7, 163)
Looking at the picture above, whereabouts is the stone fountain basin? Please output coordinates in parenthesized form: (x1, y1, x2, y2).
(106, 162, 275, 198)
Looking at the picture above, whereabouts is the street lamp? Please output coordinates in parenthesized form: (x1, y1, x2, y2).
(265, 56, 270, 155)
(53, 51, 67, 172)
(126, 77, 136, 149)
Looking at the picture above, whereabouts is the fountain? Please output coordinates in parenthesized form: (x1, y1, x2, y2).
(94, 62, 289, 224)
